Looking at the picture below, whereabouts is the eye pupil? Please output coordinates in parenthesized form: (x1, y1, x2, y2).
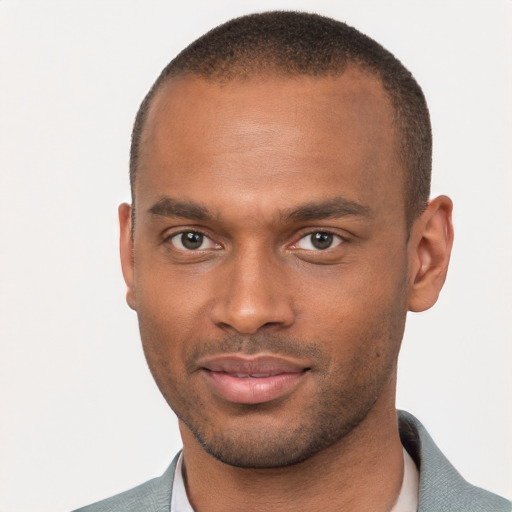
(311, 232, 333, 250)
(181, 232, 203, 250)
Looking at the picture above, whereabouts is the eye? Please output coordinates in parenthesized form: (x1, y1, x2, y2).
(295, 232, 343, 251)
(169, 231, 219, 251)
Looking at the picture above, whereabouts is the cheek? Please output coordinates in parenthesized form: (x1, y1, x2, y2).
(132, 269, 202, 374)
(134, 260, 209, 327)
(135, 301, 200, 416)
(295, 260, 406, 322)
(292, 251, 409, 355)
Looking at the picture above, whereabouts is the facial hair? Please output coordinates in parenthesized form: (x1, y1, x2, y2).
(150, 315, 404, 469)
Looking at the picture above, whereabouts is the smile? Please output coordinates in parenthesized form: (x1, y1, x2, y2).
(225, 372, 282, 378)
(198, 355, 310, 405)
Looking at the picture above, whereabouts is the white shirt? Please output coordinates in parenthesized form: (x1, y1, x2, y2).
(170, 448, 419, 512)
(170, 454, 195, 512)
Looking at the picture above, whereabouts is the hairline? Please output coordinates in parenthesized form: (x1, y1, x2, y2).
(131, 65, 419, 234)
(129, 12, 431, 234)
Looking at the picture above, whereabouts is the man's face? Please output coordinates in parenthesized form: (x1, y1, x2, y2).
(123, 70, 412, 468)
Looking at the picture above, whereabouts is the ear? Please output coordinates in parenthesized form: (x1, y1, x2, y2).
(119, 203, 136, 310)
(407, 195, 454, 312)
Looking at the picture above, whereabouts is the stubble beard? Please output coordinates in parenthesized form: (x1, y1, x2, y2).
(162, 315, 404, 469)
(181, 380, 386, 469)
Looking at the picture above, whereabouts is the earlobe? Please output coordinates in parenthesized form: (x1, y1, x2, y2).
(119, 203, 137, 310)
(407, 195, 454, 312)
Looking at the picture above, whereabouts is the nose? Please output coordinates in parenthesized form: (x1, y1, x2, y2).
(210, 248, 295, 335)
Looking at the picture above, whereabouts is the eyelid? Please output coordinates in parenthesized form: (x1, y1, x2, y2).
(290, 227, 347, 247)
(161, 226, 349, 253)
(164, 228, 222, 251)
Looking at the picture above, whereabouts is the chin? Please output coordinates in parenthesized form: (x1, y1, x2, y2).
(181, 404, 372, 469)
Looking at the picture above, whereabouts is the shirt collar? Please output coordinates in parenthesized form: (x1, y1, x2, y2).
(170, 447, 419, 512)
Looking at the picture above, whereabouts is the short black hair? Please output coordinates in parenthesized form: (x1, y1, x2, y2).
(130, 11, 431, 228)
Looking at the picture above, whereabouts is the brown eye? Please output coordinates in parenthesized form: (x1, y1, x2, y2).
(182, 232, 203, 249)
(296, 232, 342, 251)
(170, 231, 218, 251)
(311, 232, 333, 249)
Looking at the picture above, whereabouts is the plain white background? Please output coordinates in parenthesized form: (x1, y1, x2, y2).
(0, 1, 510, 511)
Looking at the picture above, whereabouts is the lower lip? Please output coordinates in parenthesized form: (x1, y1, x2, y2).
(202, 370, 306, 404)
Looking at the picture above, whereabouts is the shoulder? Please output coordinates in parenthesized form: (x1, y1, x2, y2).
(398, 410, 511, 512)
(72, 454, 179, 512)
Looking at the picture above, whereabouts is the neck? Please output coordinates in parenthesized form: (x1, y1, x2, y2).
(179, 386, 403, 512)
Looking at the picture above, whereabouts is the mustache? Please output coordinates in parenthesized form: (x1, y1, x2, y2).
(185, 333, 327, 372)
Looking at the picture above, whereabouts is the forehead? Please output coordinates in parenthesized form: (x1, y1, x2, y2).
(136, 70, 403, 224)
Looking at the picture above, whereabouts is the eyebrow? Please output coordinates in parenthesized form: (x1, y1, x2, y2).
(147, 195, 371, 223)
(148, 197, 212, 221)
(283, 196, 372, 222)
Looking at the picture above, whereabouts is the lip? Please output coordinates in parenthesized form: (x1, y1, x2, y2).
(198, 355, 310, 405)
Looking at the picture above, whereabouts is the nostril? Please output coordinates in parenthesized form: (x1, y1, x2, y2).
(262, 321, 281, 328)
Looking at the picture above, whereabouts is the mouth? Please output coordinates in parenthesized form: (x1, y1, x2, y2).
(198, 355, 310, 405)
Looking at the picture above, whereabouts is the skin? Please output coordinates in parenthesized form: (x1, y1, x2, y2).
(120, 69, 453, 511)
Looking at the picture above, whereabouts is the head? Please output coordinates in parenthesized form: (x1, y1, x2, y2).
(120, 12, 453, 468)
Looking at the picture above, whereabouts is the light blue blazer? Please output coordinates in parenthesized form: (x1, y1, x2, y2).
(73, 411, 511, 512)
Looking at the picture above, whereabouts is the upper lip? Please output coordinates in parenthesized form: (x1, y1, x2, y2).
(198, 354, 310, 377)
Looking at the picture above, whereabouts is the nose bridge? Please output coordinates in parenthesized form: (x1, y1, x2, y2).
(210, 241, 294, 334)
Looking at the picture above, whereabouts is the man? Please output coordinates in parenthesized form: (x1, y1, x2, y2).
(75, 11, 510, 512)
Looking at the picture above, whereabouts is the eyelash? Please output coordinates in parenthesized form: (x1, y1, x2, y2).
(166, 230, 221, 251)
(292, 231, 345, 251)
(164, 228, 347, 253)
